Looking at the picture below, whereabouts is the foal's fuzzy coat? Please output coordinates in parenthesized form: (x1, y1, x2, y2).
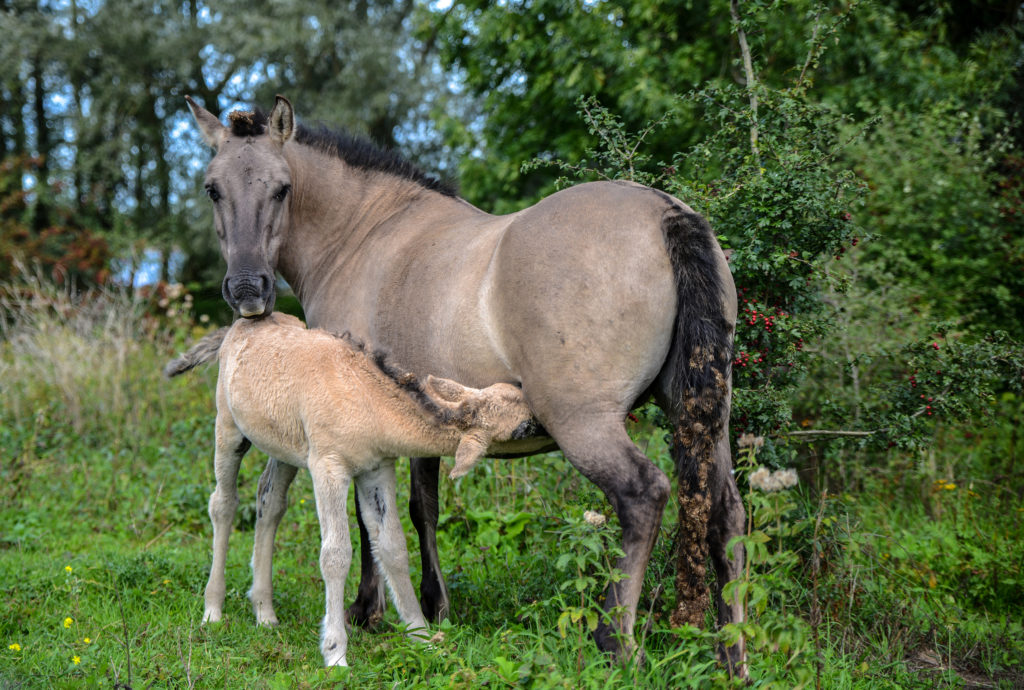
(166, 312, 535, 666)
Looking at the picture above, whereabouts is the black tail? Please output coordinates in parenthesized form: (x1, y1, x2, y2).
(163, 327, 229, 378)
(660, 204, 734, 628)
(662, 206, 733, 478)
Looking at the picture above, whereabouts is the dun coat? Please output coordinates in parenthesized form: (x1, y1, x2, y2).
(167, 312, 537, 666)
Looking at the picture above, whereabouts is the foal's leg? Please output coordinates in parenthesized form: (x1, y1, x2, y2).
(203, 417, 251, 623)
(347, 457, 448, 626)
(346, 492, 386, 628)
(354, 461, 429, 639)
(249, 457, 299, 626)
(309, 459, 353, 667)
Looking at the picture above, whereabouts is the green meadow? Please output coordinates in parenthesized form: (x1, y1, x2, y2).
(1, 275, 1021, 689)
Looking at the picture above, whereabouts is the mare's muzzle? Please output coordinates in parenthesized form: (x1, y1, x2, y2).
(223, 271, 275, 318)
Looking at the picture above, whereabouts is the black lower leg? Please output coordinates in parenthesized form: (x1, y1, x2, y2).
(346, 491, 385, 628)
(409, 457, 448, 621)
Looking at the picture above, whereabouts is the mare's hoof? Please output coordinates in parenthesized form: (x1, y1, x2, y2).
(345, 601, 384, 630)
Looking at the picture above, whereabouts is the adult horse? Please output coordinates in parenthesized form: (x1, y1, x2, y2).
(186, 95, 745, 671)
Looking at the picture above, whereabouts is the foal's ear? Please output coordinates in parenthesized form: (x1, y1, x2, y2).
(424, 375, 471, 404)
(268, 95, 295, 146)
(185, 95, 226, 149)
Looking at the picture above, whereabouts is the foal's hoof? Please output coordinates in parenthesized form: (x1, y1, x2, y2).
(202, 609, 223, 625)
(323, 652, 348, 668)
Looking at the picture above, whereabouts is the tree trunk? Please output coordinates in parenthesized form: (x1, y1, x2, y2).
(32, 53, 50, 230)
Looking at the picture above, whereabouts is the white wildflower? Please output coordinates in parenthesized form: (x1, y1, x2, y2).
(749, 466, 772, 491)
(583, 510, 606, 527)
(749, 466, 799, 493)
(776, 468, 799, 489)
(738, 433, 765, 448)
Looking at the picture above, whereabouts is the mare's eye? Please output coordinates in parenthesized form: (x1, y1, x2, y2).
(273, 185, 291, 203)
(206, 186, 221, 202)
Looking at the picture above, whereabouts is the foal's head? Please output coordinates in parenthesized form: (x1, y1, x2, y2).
(187, 95, 297, 319)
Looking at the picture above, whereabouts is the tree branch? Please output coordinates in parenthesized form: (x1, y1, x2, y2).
(729, 0, 759, 162)
(786, 429, 876, 438)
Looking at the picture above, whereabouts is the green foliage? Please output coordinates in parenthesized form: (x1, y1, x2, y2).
(1, 1, 456, 288)
(0, 157, 111, 287)
(428, 0, 737, 210)
(846, 103, 1024, 338)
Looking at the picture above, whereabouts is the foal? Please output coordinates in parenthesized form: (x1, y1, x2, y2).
(165, 312, 535, 666)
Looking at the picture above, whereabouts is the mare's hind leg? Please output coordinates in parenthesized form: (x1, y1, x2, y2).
(249, 457, 299, 627)
(204, 416, 251, 623)
(354, 461, 429, 638)
(546, 416, 671, 661)
(707, 434, 747, 676)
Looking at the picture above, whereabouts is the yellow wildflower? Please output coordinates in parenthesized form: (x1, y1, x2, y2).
(8, 643, 21, 652)
(83, 638, 91, 644)
(944, 483, 956, 491)
(72, 655, 80, 665)
(63, 617, 73, 628)
(65, 565, 73, 573)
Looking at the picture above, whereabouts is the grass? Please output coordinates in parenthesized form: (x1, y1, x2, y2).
(1, 277, 1021, 688)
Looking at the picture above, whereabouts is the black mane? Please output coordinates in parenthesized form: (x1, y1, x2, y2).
(227, 107, 457, 198)
(330, 329, 470, 429)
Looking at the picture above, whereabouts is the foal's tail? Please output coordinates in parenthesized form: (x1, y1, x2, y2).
(163, 327, 229, 378)
(661, 204, 734, 626)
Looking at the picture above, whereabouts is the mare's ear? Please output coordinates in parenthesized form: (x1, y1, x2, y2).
(450, 433, 490, 479)
(268, 95, 295, 146)
(185, 95, 226, 149)
(424, 375, 471, 404)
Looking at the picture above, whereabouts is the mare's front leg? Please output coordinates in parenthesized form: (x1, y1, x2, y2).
(249, 457, 299, 627)
(408, 457, 449, 621)
(346, 491, 385, 628)
(203, 416, 251, 623)
(354, 460, 429, 639)
(309, 457, 353, 667)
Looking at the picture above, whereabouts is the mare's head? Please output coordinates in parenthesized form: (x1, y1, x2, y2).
(187, 95, 297, 318)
